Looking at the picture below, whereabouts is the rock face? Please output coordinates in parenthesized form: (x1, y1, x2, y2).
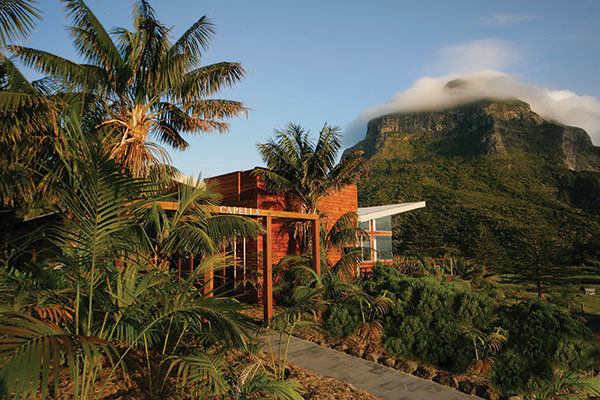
(345, 98, 600, 265)
(344, 99, 600, 172)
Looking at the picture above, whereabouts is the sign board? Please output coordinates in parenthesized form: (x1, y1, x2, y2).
(218, 206, 262, 216)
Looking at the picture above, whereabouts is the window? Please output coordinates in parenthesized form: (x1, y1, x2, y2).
(359, 220, 370, 231)
(359, 235, 372, 262)
(374, 235, 393, 261)
(374, 216, 392, 232)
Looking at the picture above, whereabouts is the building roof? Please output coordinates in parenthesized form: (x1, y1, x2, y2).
(357, 202, 426, 222)
(172, 172, 204, 188)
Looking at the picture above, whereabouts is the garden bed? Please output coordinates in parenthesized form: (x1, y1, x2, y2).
(241, 305, 501, 399)
(40, 347, 381, 400)
(292, 324, 503, 400)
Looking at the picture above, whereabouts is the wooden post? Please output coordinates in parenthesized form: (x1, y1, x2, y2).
(189, 253, 194, 275)
(263, 216, 273, 322)
(204, 262, 214, 297)
(177, 253, 181, 280)
(312, 218, 321, 275)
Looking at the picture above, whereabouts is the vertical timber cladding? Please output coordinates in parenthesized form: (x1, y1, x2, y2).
(205, 170, 261, 300)
(315, 185, 358, 265)
(205, 168, 358, 299)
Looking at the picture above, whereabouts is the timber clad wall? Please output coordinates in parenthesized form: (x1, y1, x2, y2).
(317, 185, 358, 265)
(206, 168, 358, 301)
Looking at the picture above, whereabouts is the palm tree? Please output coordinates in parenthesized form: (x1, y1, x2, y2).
(10, 0, 247, 176)
(256, 123, 365, 215)
(256, 123, 366, 252)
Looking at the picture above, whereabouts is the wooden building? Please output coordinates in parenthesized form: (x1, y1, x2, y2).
(204, 168, 358, 307)
(203, 169, 426, 309)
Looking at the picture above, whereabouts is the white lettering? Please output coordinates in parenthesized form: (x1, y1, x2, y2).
(227, 207, 232, 214)
(219, 206, 225, 213)
(233, 207, 238, 214)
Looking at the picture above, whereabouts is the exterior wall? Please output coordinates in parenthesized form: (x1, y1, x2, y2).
(317, 185, 358, 266)
(205, 169, 358, 299)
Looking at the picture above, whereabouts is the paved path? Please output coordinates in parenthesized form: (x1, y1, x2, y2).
(261, 334, 480, 400)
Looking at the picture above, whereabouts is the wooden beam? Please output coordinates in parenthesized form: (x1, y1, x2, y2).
(263, 216, 273, 322)
(312, 219, 321, 275)
(156, 202, 319, 220)
(189, 253, 194, 275)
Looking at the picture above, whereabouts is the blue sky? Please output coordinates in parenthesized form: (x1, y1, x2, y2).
(21, 0, 600, 177)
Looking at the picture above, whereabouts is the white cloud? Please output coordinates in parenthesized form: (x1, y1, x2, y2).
(344, 71, 600, 146)
(434, 38, 521, 73)
(479, 13, 538, 26)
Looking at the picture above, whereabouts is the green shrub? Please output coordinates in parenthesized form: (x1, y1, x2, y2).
(323, 302, 360, 338)
(362, 264, 495, 373)
(490, 299, 596, 395)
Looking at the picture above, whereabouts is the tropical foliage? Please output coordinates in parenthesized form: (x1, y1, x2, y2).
(361, 265, 497, 373)
(0, 121, 301, 399)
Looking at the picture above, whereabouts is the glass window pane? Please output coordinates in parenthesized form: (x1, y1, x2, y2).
(359, 220, 370, 231)
(374, 216, 392, 232)
(374, 235, 393, 261)
(360, 235, 371, 262)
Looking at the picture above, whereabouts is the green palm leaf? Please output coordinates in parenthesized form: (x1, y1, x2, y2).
(0, 0, 41, 49)
(0, 312, 119, 400)
(168, 15, 214, 62)
(532, 372, 600, 399)
(61, 0, 124, 71)
(167, 354, 231, 399)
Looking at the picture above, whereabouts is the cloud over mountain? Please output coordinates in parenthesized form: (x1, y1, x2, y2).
(344, 71, 600, 146)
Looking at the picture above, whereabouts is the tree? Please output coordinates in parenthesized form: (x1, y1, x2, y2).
(256, 123, 365, 214)
(504, 228, 574, 299)
(10, 0, 247, 176)
(256, 123, 365, 248)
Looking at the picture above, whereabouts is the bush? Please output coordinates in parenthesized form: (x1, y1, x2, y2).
(322, 302, 360, 338)
(362, 264, 495, 373)
(490, 299, 596, 394)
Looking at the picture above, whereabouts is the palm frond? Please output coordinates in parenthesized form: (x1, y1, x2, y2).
(10, 45, 108, 91)
(167, 354, 231, 399)
(532, 372, 600, 400)
(0, 0, 41, 49)
(238, 370, 304, 400)
(176, 62, 245, 99)
(168, 15, 214, 63)
(0, 312, 119, 400)
(61, 0, 125, 71)
(50, 118, 153, 268)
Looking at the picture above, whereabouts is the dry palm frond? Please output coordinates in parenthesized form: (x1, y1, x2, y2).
(357, 320, 383, 342)
(30, 304, 74, 324)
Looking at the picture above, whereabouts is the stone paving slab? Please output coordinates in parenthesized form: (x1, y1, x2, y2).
(261, 334, 481, 400)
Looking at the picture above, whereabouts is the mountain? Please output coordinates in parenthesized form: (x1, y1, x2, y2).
(345, 99, 600, 266)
